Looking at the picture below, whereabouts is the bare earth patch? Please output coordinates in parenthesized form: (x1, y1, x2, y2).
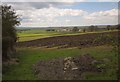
(17, 31, 118, 48)
(33, 54, 105, 80)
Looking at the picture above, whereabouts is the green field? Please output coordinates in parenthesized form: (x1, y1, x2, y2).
(17, 29, 118, 42)
(17, 29, 79, 42)
(3, 45, 118, 80)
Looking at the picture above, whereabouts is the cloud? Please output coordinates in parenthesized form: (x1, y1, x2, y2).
(2, 2, 118, 27)
(1, 0, 84, 2)
(65, 20, 71, 22)
(17, 7, 118, 27)
(98, 0, 119, 2)
(17, 6, 87, 19)
(85, 9, 118, 20)
(84, 9, 118, 25)
(1, 0, 119, 2)
(16, 6, 87, 26)
(4, 2, 53, 10)
(4, 2, 82, 10)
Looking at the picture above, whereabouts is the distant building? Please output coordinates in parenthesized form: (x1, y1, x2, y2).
(62, 28, 72, 32)
(79, 29, 82, 32)
(62, 28, 67, 31)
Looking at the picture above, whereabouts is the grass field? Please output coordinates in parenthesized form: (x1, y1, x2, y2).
(17, 29, 80, 42)
(3, 45, 118, 80)
(17, 29, 118, 42)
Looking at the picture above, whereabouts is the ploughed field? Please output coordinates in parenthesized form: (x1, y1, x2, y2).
(17, 31, 118, 48)
(3, 31, 118, 80)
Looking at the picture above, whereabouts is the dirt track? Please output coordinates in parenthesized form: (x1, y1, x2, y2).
(17, 31, 118, 48)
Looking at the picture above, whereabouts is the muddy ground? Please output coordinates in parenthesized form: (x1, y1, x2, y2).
(17, 31, 118, 48)
(33, 54, 105, 80)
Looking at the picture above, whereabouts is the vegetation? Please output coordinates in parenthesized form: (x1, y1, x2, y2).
(72, 27, 79, 32)
(2, 5, 20, 60)
(83, 28, 86, 32)
(88, 25, 98, 32)
(3, 45, 118, 80)
(17, 28, 118, 42)
(3, 29, 119, 80)
(17, 29, 82, 42)
(107, 25, 110, 31)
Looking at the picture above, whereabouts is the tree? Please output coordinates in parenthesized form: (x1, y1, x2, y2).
(2, 5, 20, 60)
(115, 24, 120, 30)
(83, 28, 86, 32)
(106, 25, 110, 31)
(46, 29, 55, 31)
(72, 27, 79, 32)
(89, 25, 95, 32)
(94, 26, 98, 31)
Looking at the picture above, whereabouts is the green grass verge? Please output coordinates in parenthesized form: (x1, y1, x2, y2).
(3, 45, 118, 80)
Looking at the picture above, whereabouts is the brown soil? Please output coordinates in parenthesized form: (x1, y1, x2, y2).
(17, 31, 118, 48)
(33, 54, 104, 80)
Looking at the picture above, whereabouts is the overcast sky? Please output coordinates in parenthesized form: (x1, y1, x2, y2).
(2, 0, 119, 27)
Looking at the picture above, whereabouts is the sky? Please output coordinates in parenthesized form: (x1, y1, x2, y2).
(2, 0, 119, 27)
